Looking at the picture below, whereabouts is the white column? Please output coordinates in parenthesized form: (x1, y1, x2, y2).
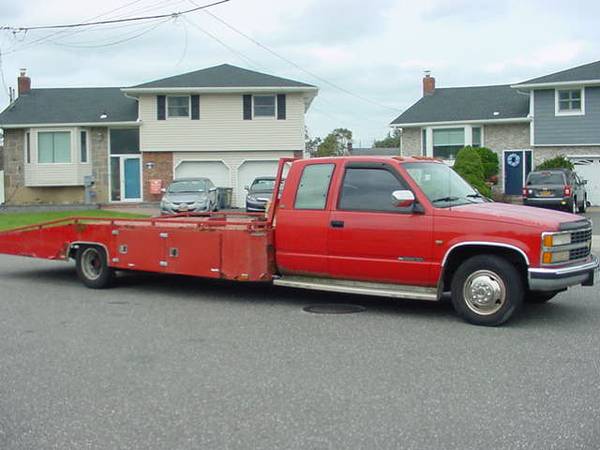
(464, 125, 473, 146)
(425, 127, 434, 157)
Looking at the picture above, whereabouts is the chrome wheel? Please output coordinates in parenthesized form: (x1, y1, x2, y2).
(463, 270, 506, 316)
(81, 248, 103, 281)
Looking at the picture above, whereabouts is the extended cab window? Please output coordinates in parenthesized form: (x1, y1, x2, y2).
(294, 164, 335, 210)
(338, 167, 407, 212)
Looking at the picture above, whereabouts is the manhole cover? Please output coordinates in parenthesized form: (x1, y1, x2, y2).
(303, 304, 366, 314)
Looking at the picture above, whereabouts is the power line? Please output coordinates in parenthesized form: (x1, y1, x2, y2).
(198, 7, 402, 113)
(0, 0, 231, 32)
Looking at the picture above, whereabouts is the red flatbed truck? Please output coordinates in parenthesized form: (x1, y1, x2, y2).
(0, 156, 597, 326)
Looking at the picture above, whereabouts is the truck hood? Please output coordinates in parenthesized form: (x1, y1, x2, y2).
(438, 202, 580, 230)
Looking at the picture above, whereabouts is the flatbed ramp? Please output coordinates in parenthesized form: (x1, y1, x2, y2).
(0, 213, 274, 282)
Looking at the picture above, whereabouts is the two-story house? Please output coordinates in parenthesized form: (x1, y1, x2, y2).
(391, 61, 600, 205)
(0, 64, 317, 207)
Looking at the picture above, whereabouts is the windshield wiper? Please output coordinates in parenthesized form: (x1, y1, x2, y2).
(466, 193, 483, 198)
(432, 196, 461, 203)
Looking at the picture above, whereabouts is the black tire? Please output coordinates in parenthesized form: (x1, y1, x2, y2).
(451, 255, 523, 326)
(75, 246, 115, 289)
(579, 196, 587, 213)
(571, 198, 578, 214)
(525, 290, 561, 304)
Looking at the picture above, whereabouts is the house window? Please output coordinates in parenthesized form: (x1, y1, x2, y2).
(472, 127, 482, 147)
(421, 129, 427, 155)
(556, 89, 583, 114)
(80, 131, 88, 163)
(253, 95, 276, 117)
(110, 128, 140, 154)
(167, 96, 190, 117)
(38, 131, 71, 163)
(432, 128, 464, 160)
(25, 132, 31, 163)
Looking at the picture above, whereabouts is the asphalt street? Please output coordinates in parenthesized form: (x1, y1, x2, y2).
(0, 255, 599, 450)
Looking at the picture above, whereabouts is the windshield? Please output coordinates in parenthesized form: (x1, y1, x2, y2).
(404, 162, 484, 208)
(168, 180, 207, 193)
(526, 172, 565, 185)
(251, 179, 276, 191)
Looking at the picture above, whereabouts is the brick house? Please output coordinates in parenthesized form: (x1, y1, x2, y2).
(0, 65, 318, 207)
(391, 61, 600, 205)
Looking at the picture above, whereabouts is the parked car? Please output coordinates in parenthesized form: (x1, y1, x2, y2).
(160, 178, 219, 215)
(245, 177, 283, 212)
(523, 169, 587, 213)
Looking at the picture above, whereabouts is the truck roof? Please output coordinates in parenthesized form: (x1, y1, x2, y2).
(300, 156, 442, 164)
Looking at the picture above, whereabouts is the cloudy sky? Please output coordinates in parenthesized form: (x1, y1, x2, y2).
(1, 0, 599, 145)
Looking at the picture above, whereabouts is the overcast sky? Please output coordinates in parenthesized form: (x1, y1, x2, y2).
(1, 0, 599, 145)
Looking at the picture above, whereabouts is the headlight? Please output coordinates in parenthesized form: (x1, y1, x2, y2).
(543, 233, 571, 247)
(542, 251, 570, 264)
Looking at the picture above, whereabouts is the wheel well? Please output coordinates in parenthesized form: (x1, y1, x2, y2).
(442, 245, 528, 292)
(68, 243, 107, 260)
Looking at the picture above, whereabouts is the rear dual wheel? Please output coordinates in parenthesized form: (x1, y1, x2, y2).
(451, 255, 523, 326)
(75, 246, 115, 289)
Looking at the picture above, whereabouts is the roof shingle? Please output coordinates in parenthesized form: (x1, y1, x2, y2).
(514, 60, 600, 86)
(391, 84, 529, 125)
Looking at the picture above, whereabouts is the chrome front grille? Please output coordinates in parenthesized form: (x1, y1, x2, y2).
(570, 246, 591, 261)
(568, 227, 592, 262)
(571, 228, 592, 244)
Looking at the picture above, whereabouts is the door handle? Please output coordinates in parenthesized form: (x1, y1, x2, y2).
(330, 220, 345, 228)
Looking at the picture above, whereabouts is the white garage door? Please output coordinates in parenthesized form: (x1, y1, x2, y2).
(570, 157, 600, 206)
(175, 161, 230, 188)
(237, 160, 291, 208)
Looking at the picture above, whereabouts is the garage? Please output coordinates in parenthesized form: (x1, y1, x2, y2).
(175, 161, 230, 188)
(570, 156, 600, 206)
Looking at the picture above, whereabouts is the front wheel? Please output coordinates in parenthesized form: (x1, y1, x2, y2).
(451, 255, 523, 326)
(579, 196, 587, 213)
(75, 246, 114, 289)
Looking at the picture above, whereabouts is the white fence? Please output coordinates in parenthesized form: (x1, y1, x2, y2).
(0, 170, 4, 204)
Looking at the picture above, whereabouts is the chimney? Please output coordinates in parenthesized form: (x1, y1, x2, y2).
(423, 70, 435, 96)
(18, 68, 31, 96)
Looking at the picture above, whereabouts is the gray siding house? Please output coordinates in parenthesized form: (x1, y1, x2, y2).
(391, 61, 600, 205)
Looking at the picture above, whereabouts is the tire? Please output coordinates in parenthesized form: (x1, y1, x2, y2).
(75, 246, 114, 289)
(526, 290, 561, 304)
(450, 255, 523, 326)
(579, 196, 587, 213)
(571, 198, 578, 214)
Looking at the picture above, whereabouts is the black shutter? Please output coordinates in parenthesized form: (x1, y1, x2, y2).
(277, 94, 286, 120)
(191, 95, 200, 120)
(243, 95, 252, 120)
(157, 95, 166, 120)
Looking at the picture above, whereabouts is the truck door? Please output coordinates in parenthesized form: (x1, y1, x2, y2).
(274, 162, 336, 276)
(328, 162, 434, 286)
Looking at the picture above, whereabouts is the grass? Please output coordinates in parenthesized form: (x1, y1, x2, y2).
(0, 209, 150, 232)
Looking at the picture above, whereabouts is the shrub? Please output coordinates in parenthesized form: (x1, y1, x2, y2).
(453, 147, 492, 198)
(473, 147, 499, 180)
(536, 155, 574, 170)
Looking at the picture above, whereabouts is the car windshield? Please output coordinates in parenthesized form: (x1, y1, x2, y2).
(526, 172, 565, 185)
(168, 180, 207, 193)
(251, 179, 276, 191)
(404, 162, 484, 208)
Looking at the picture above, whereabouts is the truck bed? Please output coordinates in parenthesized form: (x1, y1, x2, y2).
(0, 213, 274, 282)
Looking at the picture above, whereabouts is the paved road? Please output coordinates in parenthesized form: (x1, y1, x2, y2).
(1, 256, 599, 450)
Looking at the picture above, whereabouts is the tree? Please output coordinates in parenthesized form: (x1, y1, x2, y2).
(537, 155, 574, 170)
(316, 128, 353, 157)
(469, 146, 499, 180)
(373, 129, 401, 148)
(453, 147, 492, 197)
(304, 127, 322, 156)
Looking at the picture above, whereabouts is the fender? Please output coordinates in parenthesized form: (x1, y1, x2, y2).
(69, 241, 112, 263)
(441, 241, 531, 267)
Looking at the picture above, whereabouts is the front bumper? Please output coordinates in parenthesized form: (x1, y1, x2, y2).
(246, 200, 268, 212)
(528, 255, 599, 291)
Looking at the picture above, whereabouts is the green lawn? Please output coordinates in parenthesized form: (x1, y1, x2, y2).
(0, 210, 149, 232)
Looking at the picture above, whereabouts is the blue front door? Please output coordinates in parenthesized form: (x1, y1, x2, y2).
(124, 158, 141, 200)
(504, 151, 532, 195)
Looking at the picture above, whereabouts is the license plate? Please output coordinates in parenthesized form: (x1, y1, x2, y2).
(539, 190, 552, 197)
(179, 205, 189, 211)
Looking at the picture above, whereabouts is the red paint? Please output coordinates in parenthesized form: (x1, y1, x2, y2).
(0, 157, 586, 288)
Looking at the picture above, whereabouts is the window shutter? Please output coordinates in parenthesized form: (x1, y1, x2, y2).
(243, 95, 252, 120)
(277, 94, 286, 120)
(157, 95, 166, 120)
(191, 95, 200, 120)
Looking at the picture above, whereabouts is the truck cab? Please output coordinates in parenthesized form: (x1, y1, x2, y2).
(273, 156, 597, 326)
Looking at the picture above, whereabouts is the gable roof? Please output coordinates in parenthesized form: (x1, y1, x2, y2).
(125, 64, 317, 91)
(513, 60, 600, 87)
(0, 87, 138, 127)
(391, 84, 530, 126)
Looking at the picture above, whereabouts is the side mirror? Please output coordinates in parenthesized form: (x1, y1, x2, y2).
(392, 190, 415, 208)
(160, 187, 167, 193)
